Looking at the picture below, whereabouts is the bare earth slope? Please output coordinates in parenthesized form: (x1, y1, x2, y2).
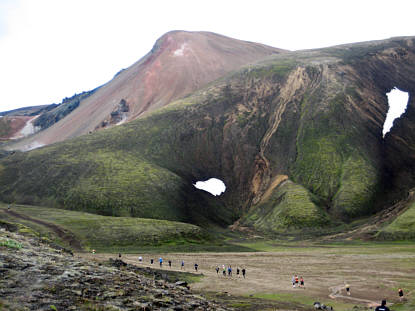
(8, 31, 284, 151)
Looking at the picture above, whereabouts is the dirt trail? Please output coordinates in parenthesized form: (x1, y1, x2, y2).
(4, 209, 82, 251)
(329, 284, 378, 306)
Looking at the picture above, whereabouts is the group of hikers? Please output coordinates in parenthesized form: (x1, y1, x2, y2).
(215, 265, 246, 278)
(291, 275, 305, 288)
(143, 256, 215, 274)
(133, 254, 248, 278)
(108, 253, 404, 309)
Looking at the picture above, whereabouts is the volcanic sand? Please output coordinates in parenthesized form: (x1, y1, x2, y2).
(80, 247, 415, 308)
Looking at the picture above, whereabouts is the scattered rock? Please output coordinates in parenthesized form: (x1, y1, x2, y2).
(0, 229, 230, 310)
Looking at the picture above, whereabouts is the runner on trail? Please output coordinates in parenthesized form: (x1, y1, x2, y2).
(159, 257, 163, 267)
(168, 260, 172, 268)
(215, 266, 220, 274)
(345, 283, 350, 296)
(242, 268, 246, 279)
(194, 263, 198, 272)
(292, 275, 296, 288)
(375, 300, 390, 311)
(150, 258, 154, 264)
(236, 267, 240, 277)
(227, 265, 232, 277)
(295, 275, 299, 287)
(222, 265, 226, 276)
(398, 288, 404, 301)
(300, 276, 305, 288)
(181, 260, 184, 270)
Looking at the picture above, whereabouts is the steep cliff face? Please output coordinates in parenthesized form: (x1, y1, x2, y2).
(1, 36, 415, 234)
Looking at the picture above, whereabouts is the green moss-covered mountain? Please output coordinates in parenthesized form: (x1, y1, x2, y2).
(1, 35, 415, 236)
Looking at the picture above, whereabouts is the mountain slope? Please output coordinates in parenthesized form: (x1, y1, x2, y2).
(7, 31, 284, 151)
(1, 36, 415, 236)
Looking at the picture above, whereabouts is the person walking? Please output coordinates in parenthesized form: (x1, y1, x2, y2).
(242, 268, 246, 279)
(292, 275, 296, 288)
(150, 258, 154, 265)
(227, 265, 232, 277)
(181, 260, 184, 270)
(194, 263, 198, 272)
(375, 300, 390, 311)
(222, 265, 226, 277)
(345, 283, 350, 296)
(300, 276, 305, 289)
(236, 267, 240, 277)
(215, 266, 220, 275)
(159, 257, 163, 267)
(398, 288, 404, 301)
(168, 260, 172, 268)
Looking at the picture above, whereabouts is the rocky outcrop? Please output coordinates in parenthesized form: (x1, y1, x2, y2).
(98, 98, 130, 129)
(33, 90, 96, 131)
(0, 229, 229, 310)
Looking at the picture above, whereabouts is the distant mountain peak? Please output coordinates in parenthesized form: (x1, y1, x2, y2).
(7, 31, 285, 151)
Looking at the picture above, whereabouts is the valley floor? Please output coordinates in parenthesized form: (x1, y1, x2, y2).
(79, 243, 415, 311)
(2, 203, 414, 310)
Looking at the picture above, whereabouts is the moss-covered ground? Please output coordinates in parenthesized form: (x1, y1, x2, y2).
(0, 203, 255, 253)
(378, 202, 415, 240)
(0, 203, 206, 252)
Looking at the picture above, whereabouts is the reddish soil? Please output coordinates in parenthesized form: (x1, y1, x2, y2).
(0, 116, 33, 140)
(9, 31, 285, 150)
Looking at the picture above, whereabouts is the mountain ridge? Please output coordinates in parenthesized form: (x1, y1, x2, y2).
(1, 34, 415, 237)
(5, 30, 285, 151)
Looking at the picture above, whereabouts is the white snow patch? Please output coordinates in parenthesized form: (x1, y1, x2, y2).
(194, 178, 226, 196)
(383, 88, 409, 137)
(173, 43, 188, 56)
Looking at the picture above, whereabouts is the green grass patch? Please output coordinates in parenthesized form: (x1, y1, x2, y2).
(0, 203, 255, 253)
(378, 202, 415, 240)
(243, 180, 330, 233)
(0, 238, 22, 249)
(0, 204, 207, 252)
(235, 238, 415, 254)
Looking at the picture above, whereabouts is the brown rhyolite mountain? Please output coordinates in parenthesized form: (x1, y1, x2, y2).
(7, 31, 284, 150)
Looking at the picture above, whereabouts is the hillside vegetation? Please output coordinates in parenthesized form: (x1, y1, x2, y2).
(0, 203, 208, 252)
(1, 36, 415, 236)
